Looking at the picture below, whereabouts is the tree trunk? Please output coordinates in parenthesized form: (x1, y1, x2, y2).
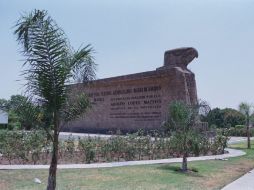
(47, 113, 59, 190)
(247, 118, 251, 149)
(182, 153, 188, 172)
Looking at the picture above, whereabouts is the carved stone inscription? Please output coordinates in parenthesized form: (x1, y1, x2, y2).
(88, 85, 162, 122)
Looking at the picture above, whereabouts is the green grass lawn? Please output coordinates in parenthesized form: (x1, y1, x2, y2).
(1, 141, 254, 190)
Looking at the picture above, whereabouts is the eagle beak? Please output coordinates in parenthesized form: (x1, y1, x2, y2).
(193, 49, 198, 58)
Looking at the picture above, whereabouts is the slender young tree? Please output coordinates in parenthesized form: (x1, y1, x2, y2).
(14, 10, 96, 190)
(239, 102, 253, 149)
(164, 100, 209, 172)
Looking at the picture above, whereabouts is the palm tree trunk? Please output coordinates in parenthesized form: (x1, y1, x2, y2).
(47, 113, 59, 190)
(182, 152, 188, 172)
(247, 118, 251, 149)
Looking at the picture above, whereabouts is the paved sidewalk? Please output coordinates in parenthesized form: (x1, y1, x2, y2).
(228, 137, 254, 145)
(221, 169, 254, 190)
(59, 132, 112, 140)
(0, 148, 245, 170)
(221, 137, 254, 190)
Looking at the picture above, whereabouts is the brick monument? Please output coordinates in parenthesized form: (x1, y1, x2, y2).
(65, 47, 199, 133)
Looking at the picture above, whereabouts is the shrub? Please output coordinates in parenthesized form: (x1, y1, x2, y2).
(235, 125, 245, 129)
(199, 136, 210, 155)
(0, 130, 48, 164)
(2, 130, 28, 164)
(7, 122, 21, 130)
(64, 135, 75, 160)
(78, 137, 96, 163)
(101, 140, 113, 161)
(0, 124, 7, 130)
(210, 124, 217, 129)
(109, 135, 126, 161)
(123, 133, 137, 161)
(227, 127, 254, 137)
(211, 129, 230, 154)
(25, 130, 49, 164)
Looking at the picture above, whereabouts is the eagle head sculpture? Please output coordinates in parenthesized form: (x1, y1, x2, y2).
(163, 47, 198, 69)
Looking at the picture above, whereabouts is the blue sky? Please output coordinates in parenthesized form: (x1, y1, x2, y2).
(0, 0, 253, 109)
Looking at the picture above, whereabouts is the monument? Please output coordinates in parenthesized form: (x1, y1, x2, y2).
(65, 47, 199, 133)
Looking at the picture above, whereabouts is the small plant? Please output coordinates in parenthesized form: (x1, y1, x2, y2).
(78, 137, 96, 163)
(28, 130, 48, 164)
(210, 129, 229, 154)
(65, 135, 75, 160)
(135, 130, 149, 160)
(101, 139, 113, 162)
(124, 133, 137, 161)
(58, 140, 66, 160)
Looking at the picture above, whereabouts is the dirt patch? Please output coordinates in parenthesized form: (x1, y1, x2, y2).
(0, 182, 10, 190)
(193, 160, 254, 189)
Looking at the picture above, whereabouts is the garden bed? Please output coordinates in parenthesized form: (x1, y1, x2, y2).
(0, 130, 228, 165)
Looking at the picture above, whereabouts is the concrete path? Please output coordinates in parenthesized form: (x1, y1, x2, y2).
(228, 137, 254, 145)
(0, 148, 245, 170)
(59, 132, 113, 140)
(221, 169, 254, 190)
(221, 137, 254, 190)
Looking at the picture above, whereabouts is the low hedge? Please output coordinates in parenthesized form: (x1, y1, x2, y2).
(0, 129, 229, 165)
(226, 127, 254, 137)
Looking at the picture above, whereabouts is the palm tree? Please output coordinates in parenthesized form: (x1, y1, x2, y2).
(165, 100, 209, 172)
(239, 102, 253, 149)
(14, 10, 96, 190)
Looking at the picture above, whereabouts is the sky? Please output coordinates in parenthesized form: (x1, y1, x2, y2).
(0, 0, 253, 109)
